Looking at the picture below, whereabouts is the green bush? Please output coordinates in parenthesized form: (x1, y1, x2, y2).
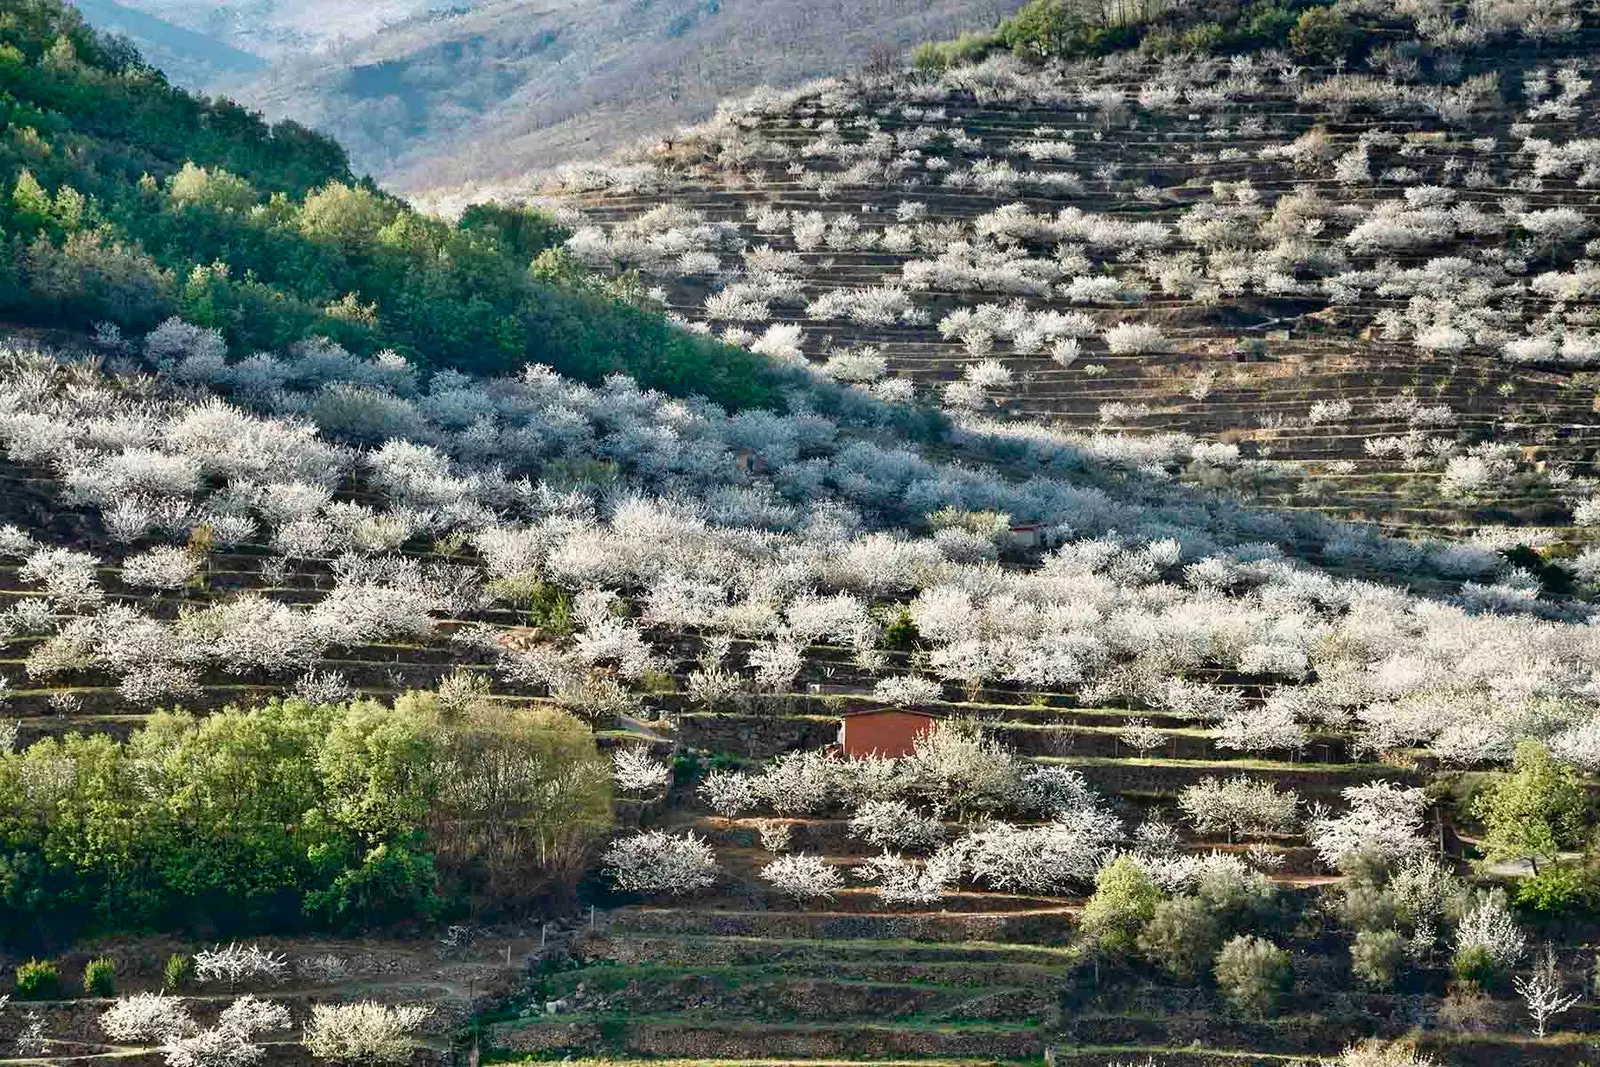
(83, 957, 115, 997)
(911, 31, 996, 70)
(1214, 935, 1292, 1016)
(1080, 856, 1163, 957)
(879, 607, 921, 651)
(1138, 896, 1221, 980)
(1194, 859, 1277, 929)
(1350, 929, 1404, 990)
(1451, 944, 1498, 991)
(1181, 22, 1226, 52)
(1514, 861, 1600, 917)
(14, 958, 59, 999)
(1341, 883, 1399, 932)
(1288, 6, 1356, 59)
(163, 953, 194, 993)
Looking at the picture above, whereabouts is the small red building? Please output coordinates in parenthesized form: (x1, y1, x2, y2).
(836, 708, 938, 759)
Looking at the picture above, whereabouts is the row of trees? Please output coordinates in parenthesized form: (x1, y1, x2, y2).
(0, 690, 611, 946)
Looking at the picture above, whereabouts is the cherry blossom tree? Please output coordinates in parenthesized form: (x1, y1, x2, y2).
(1178, 776, 1300, 842)
(602, 830, 718, 896)
(759, 853, 843, 903)
(302, 1002, 434, 1065)
(193, 944, 288, 990)
(698, 769, 758, 820)
(612, 745, 672, 795)
(848, 799, 943, 853)
(100, 994, 197, 1042)
(1514, 946, 1579, 1038)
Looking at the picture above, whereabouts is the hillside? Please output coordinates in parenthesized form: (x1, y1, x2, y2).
(101, 0, 436, 61)
(216, 0, 1028, 191)
(64, 0, 265, 87)
(497, 5, 1600, 563)
(4, 3, 1600, 1067)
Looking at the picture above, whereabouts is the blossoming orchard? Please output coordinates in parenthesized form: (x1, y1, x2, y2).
(8, 0, 1600, 1064)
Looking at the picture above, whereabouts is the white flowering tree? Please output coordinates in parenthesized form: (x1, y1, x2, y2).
(100, 994, 196, 1042)
(302, 1002, 434, 1065)
(602, 830, 718, 896)
(1178, 776, 1300, 842)
(1514, 946, 1580, 1038)
(847, 799, 943, 853)
(698, 769, 758, 820)
(1308, 783, 1430, 873)
(759, 853, 843, 903)
(193, 944, 288, 991)
(611, 745, 672, 795)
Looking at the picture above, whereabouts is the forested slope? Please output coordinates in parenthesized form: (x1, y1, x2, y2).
(0, 0, 783, 408)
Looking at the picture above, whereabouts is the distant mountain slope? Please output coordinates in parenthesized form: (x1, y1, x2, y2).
(225, 0, 1026, 192)
(65, 0, 266, 86)
(109, 0, 439, 61)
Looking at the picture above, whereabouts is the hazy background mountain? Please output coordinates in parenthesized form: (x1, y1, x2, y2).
(66, 0, 267, 86)
(77, 0, 1023, 193)
(93, 0, 442, 62)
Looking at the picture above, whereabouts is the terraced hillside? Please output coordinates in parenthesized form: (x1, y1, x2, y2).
(5, 304, 1599, 1067)
(10, 4, 1600, 1067)
(509, 27, 1600, 557)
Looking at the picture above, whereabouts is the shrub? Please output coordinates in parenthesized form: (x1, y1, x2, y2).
(1138, 896, 1221, 981)
(1289, 7, 1356, 59)
(83, 957, 115, 997)
(1515, 861, 1600, 917)
(15, 958, 59, 999)
(1436, 984, 1503, 1033)
(1080, 856, 1162, 957)
(1451, 944, 1498, 990)
(1214, 935, 1292, 1016)
(1351, 929, 1405, 990)
(163, 954, 194, 993)
(879, 607, 921, 651)
(1341, 884, 1399, 933)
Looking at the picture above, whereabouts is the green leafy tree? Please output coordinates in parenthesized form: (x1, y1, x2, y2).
(1289, 7, 1356, 59)
(168, 163, 259, 213)
(11, 170, 53, 233)
(1080, 856, 1163, 958)
(1471, 741, 1589, 874)
(0, 690, 611, 944)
